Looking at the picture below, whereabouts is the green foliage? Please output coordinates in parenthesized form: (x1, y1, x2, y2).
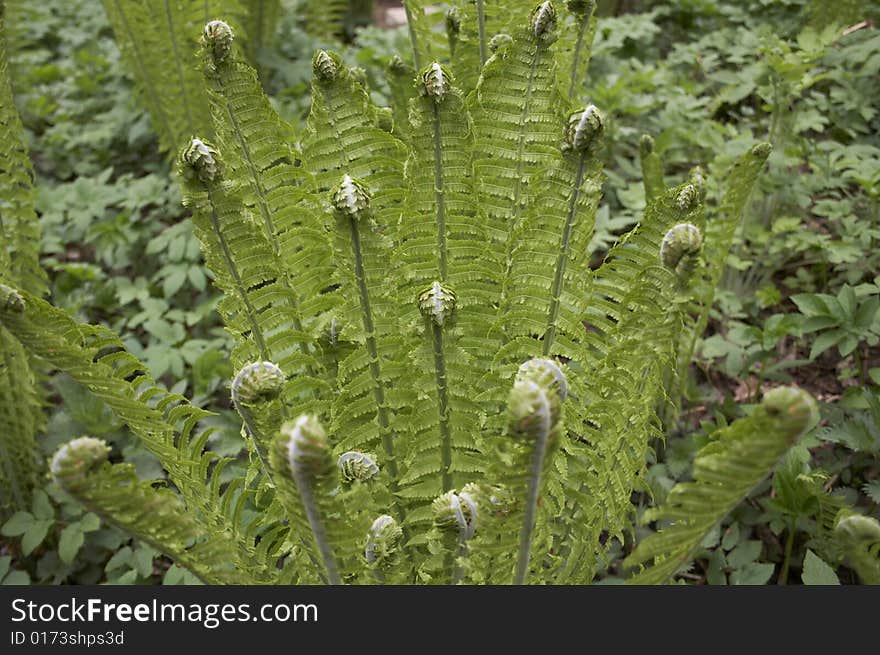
(2, 0, 877, 586)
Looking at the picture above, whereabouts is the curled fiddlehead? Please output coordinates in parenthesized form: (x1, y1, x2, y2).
(231, 362, 286, 464)
(50, 437, 111, 483)
(834, 514, 880, 585)
(659, 222, 703, 279)
(508, 359, 566, 584)
(365, 514, 403, 566)
(201, 20, 235, 63)
(279, 415, 341, 584)
(530, 2, 557, 42)
(337, 451, 380, 482)
(489, 33, 512, 54)
(418, 281, 457, 328)
(331, 174, 371, 220)
(0, 284, 25, 313)
(313, 49, 340, 82)
(422, 62, 452, 101)
(564, 104, 605, 153)
(179, 137, 220, 184)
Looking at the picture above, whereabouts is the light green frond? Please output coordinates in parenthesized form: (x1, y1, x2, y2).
(624, 387, 819, 584)
(200, 26, 338, 338)
(102, 0, 212, 154)
(470, 4, 566, 244)
(0, 326, 41, 518)
(51, 438, 267, 585)
(237, 0, 280, 61)
(559, 0, 597, 101)
(0, 287, 275, 574)
(177, 138, 326, 407)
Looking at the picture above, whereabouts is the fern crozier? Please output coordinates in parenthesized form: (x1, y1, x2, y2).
(50, 437, 111, 482)
(332, 175, 371, 219)
(418, 281, 457, 327)
(337, 451, 380, 482)
(565, 105, 604, 152)
(231, 361, 285, 405)
(202, 20, 234, 62)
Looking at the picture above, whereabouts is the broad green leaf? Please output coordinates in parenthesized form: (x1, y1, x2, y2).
(810, 329, 845, 360)
(801, 549, 840, 585)
(58, 524, 85, 564)
(21, 519, 53, 555)
(1, 511, 34, 537)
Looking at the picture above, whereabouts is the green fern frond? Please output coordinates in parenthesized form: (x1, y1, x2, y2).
(50, 437, 268, 585)
(177, 137, 325, 405)
(0, 324, 41, 518)
(559, 0, 597, 101)
(200, 24, 338, 341)
(470, 3, 566, 244)
(624, 387, 819, 584)
(0, 286, 278, 573)
(102, 0, 214, 154)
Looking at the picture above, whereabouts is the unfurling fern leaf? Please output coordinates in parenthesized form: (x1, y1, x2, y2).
(834, 514, 880, 585)
(50, 438, 267, 585)
(624, 387, 820, 584)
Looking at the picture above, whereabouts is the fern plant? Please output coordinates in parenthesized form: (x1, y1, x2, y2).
(1, 1, 845, 585)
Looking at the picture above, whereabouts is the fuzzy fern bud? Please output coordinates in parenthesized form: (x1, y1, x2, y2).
(179, 137, 220, 184)
(337, 451, 379, 482)
(489, 33, 512, 53)
(0, 284, 25, 313)
(201, 20, 234, 62)
(50, 437, 110, 483)
(313, 50, 339, 82)
(530, 2, 557, 41)
(639, 134, 655, 157)
(365, 515, 403, 565)
(433, 490, 478, 540)
(418, 281, 457, 327)
(507, 379, 559, 441)
(516, 358, 568, 403)
(659, 223, 702, 275)
(565, 104, 605, 153)
(331, 175, 371, 220)
(762, 386, 819, 436)
(688, 166, 707, 200)
(283, 415, 333, 480)
(231, 361, 285, 405)
(676, 184, 700, 212)
(422, 62, 452, 101)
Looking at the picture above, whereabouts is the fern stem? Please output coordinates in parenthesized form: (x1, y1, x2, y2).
(403, 2, 422, 70)
(292, 470, 341, 585)
(346, 216, 398, 480)
(567, 16, 589, 99)
(205, 188, 271, 361)
(543, 153, 587, 355)
(431, 323, 453, 492)
(514, 390, 552, 585)
(162, 0, 196, 136)
(778, 523, 795, 585)
(476, 0, 487, 65)
(431, 102, 448, 280)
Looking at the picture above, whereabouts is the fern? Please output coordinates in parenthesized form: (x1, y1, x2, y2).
(0, 6, 46, 518)
(1, 3, 801, 586)
(624, 387, 820, 584)
(834, 514, 880, 585)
